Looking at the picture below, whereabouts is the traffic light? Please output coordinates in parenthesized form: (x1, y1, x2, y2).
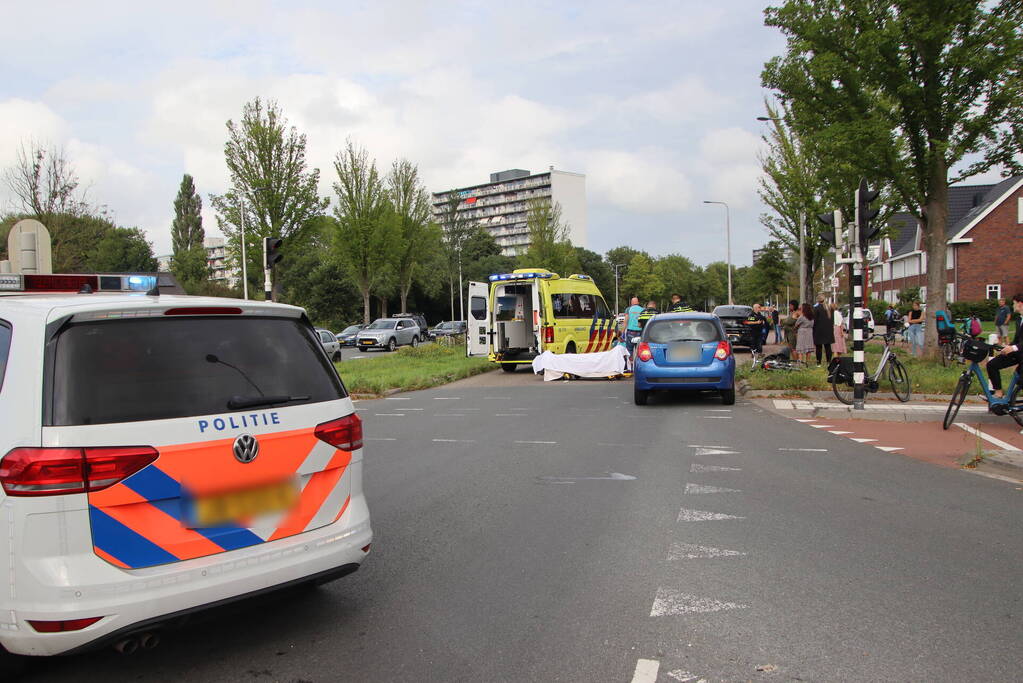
(264, 237, 283, 269)
(855, 179, 881, 248)
(816, 210, 843, 250)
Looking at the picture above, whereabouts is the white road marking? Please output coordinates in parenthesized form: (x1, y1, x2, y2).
(850, 438, 877, 443)
(793, 418, 816, 422)
(373, 413, 405, 417)
(778, 448, 828, 452)
(667, 670, 707, 683)
(668, 542, 746, 560)
(433, 397, 461, 400)
(385, 397, 411, 400)
(515, 440, 557, 444)
(773, 399, 795, 409)
(432, 439, 476, 443)
(877, 446, 904, 452)
(809, 424, 834, 428)
(688, 445, 734, 449)
(694, 447, 739, 456)
(685, 483, 741, 494)
(690, 464, 741, 472)
(954, 423, 1023, 452)
(650, 588, 749, 616)
(828, 430, 852, 435)
(537, 473, 636, 482)
(677, 508, 745, 522)
(630, 659, 660, 683)
(703, 416, 732, 419)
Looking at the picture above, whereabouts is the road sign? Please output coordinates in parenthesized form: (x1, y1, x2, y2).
(831, 277, 840, 289)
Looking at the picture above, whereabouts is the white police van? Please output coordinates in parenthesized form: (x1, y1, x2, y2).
(0, 273, 371, 666)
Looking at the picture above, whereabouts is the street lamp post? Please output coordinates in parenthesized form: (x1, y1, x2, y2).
(612, 263, 626, 316)
(703, 200, 732, 305)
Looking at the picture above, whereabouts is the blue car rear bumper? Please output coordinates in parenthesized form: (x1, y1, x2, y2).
(633, 358, 735, 391)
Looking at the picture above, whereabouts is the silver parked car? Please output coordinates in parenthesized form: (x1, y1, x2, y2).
(316, 328, 342, 361)
(357, 318, 422, 352)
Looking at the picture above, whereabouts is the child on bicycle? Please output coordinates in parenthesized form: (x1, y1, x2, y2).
(987, 293, 1023, 399)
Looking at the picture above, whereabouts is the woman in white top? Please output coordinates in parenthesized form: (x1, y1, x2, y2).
(831, 304, 846, 355)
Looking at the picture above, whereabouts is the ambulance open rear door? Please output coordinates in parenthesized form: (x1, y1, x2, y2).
(466, 281, 491, 357)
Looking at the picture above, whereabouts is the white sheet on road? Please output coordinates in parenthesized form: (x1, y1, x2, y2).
(531, 345, 630, 381)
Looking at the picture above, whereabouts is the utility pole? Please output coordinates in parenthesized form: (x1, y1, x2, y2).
(239, 197, 248, 300)
(703, 200, 732, 304)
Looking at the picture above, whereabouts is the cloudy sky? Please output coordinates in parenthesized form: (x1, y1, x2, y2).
(2, 1, 826, 266)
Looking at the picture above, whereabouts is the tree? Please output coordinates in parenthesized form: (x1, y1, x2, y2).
(435, 192, 478, 321)
(460, 228, 515, 284)
(171, 174, 208, 287)
(620, 253, 662, 303)
(210, 98, 328, 298)
(654, 254, 702, 308)
(387, 159, 440, 313)
(763, 0, 1023, 351)
(87, 227, 158, 273)
(573, 247, 615, 307)
(746, 241, 790, 303)
(331, 140, 396, 323)
(518, 199, 579, 276)
(1, 141, 109, 272)
(702, 262, 731, 308)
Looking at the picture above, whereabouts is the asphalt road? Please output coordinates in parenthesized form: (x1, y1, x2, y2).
(28, 373, 1023, 682)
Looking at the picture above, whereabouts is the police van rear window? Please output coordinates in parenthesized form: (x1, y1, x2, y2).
(0, 321, 10, 392)
(48, 316, 346, 426)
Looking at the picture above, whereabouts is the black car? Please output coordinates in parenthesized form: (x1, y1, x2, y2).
(428, 320, 466, 339)
(336, 324, 365, 347)
(393, 313, 428, 338)
(712, 305, 758, 349)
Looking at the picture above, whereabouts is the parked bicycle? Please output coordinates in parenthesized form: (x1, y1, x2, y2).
(943, 333, 1023, 430)
(828, 328, 912, 405)
(751, 348, 807, 371)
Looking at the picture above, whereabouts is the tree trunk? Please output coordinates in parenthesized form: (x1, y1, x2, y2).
(378, 295, 388, 319)
(923, 155, 949, 357)
(362, 289, 371, 325)
(400, 281, 410, 314)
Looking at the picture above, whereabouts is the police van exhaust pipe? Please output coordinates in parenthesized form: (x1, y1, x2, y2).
(113, 636, 139, 654)
(139, 632, 160, 650)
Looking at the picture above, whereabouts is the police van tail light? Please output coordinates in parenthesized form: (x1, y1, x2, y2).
(636, 342, 653, 362)
(315, 414, 363, 451)
(714, 340, 732, 360)
(0, 446, 158, 497)
(544, 326, 554, 344)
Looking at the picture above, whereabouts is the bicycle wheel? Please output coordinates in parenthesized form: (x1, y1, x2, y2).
(940, 342, 953, 367)
(832, 375, 854, 405)
(888, 357, 911, 402)
(943, 373, 972, 430)
(1007, 376, 1023, 428)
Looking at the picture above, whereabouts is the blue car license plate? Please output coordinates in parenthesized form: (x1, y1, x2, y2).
(666, 342, 702, 362)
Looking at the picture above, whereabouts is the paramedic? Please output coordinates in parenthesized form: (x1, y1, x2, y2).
(668, 294, 694, 313)
(625, 296, 643, 355)
(987, 293, 1023, 399)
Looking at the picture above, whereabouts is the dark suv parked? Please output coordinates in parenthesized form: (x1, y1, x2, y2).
(712, 305, 758, 349)
(393, 313, 428, 338)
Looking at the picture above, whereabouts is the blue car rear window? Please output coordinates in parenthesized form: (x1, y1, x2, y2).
(647, 319, 721, 344)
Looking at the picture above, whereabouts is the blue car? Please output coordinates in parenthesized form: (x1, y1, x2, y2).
(632, 312, 736, 406)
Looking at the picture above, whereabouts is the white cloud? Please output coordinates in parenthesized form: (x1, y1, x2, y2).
(581, 148, 693, 213)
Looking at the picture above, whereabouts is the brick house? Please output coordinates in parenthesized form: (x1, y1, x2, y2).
(868, 176, 1023, 304)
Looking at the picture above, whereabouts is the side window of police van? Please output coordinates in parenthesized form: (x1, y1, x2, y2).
(0, 321, 10, 391)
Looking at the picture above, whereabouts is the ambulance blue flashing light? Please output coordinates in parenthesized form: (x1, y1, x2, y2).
(488, 272, 556, 282)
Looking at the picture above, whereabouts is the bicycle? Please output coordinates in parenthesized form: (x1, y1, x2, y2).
(942, 334, 1023, 430)
(750, 348, 807, 371)
(829, 329, 912, 405)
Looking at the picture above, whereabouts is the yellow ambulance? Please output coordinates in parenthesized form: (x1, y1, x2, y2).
(466, 269, 616, 371)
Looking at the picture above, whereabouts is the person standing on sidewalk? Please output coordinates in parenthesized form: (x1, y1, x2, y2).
(812, 295, 834, 365)
(995, 298, 1011, 345)
(906, 301, 924, 356)
(987, 293, 1023, 399)
(781, 300, 798, 352)
(624, 296, 643, 356)
(831, 303, 847, 355)
(771, 305, 782, 343)
(795, 303, 815, 362)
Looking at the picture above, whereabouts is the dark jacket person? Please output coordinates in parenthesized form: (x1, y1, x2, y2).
(812, 295, 834, 365)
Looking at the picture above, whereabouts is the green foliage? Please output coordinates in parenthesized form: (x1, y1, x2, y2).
(88, 227, 158, 273)
(518, 199, 579, 276)
(210, 97, 329, 297)
(461, 228, 516, 283)
(897, 287, 922, 307)
(654, 254, 701, 308)
(949, 299, 1000, 321)
(336, 343, 492, 396)
(171, 174, 208, 286)
(621, 253, 662, 303)
(331, 140, 397, 323)
(387, 158, 441, 312)
(573, 247, 614, 303)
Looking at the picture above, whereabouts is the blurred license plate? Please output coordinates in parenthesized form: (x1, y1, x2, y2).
(360, 339, 373, 345)
(192, 481, 298, 527)
(667, 342, 702, 362)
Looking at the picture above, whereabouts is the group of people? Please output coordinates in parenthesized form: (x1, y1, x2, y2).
(620, 294, 695, 354)
(775, 295, 846, 364)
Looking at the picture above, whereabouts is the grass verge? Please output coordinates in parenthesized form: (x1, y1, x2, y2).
(336, 343, 493, 396)
(736, 342, 971, 395)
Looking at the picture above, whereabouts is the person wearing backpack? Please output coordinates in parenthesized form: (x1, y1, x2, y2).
(906, 301, 924, 356)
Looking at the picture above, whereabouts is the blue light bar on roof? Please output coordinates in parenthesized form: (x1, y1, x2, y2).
(487, 272, 555, 282)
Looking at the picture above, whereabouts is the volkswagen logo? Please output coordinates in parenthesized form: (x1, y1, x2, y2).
(233, 434, 259, 463)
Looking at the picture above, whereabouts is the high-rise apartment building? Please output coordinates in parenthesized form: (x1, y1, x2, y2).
(432, 168, 587, 256)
